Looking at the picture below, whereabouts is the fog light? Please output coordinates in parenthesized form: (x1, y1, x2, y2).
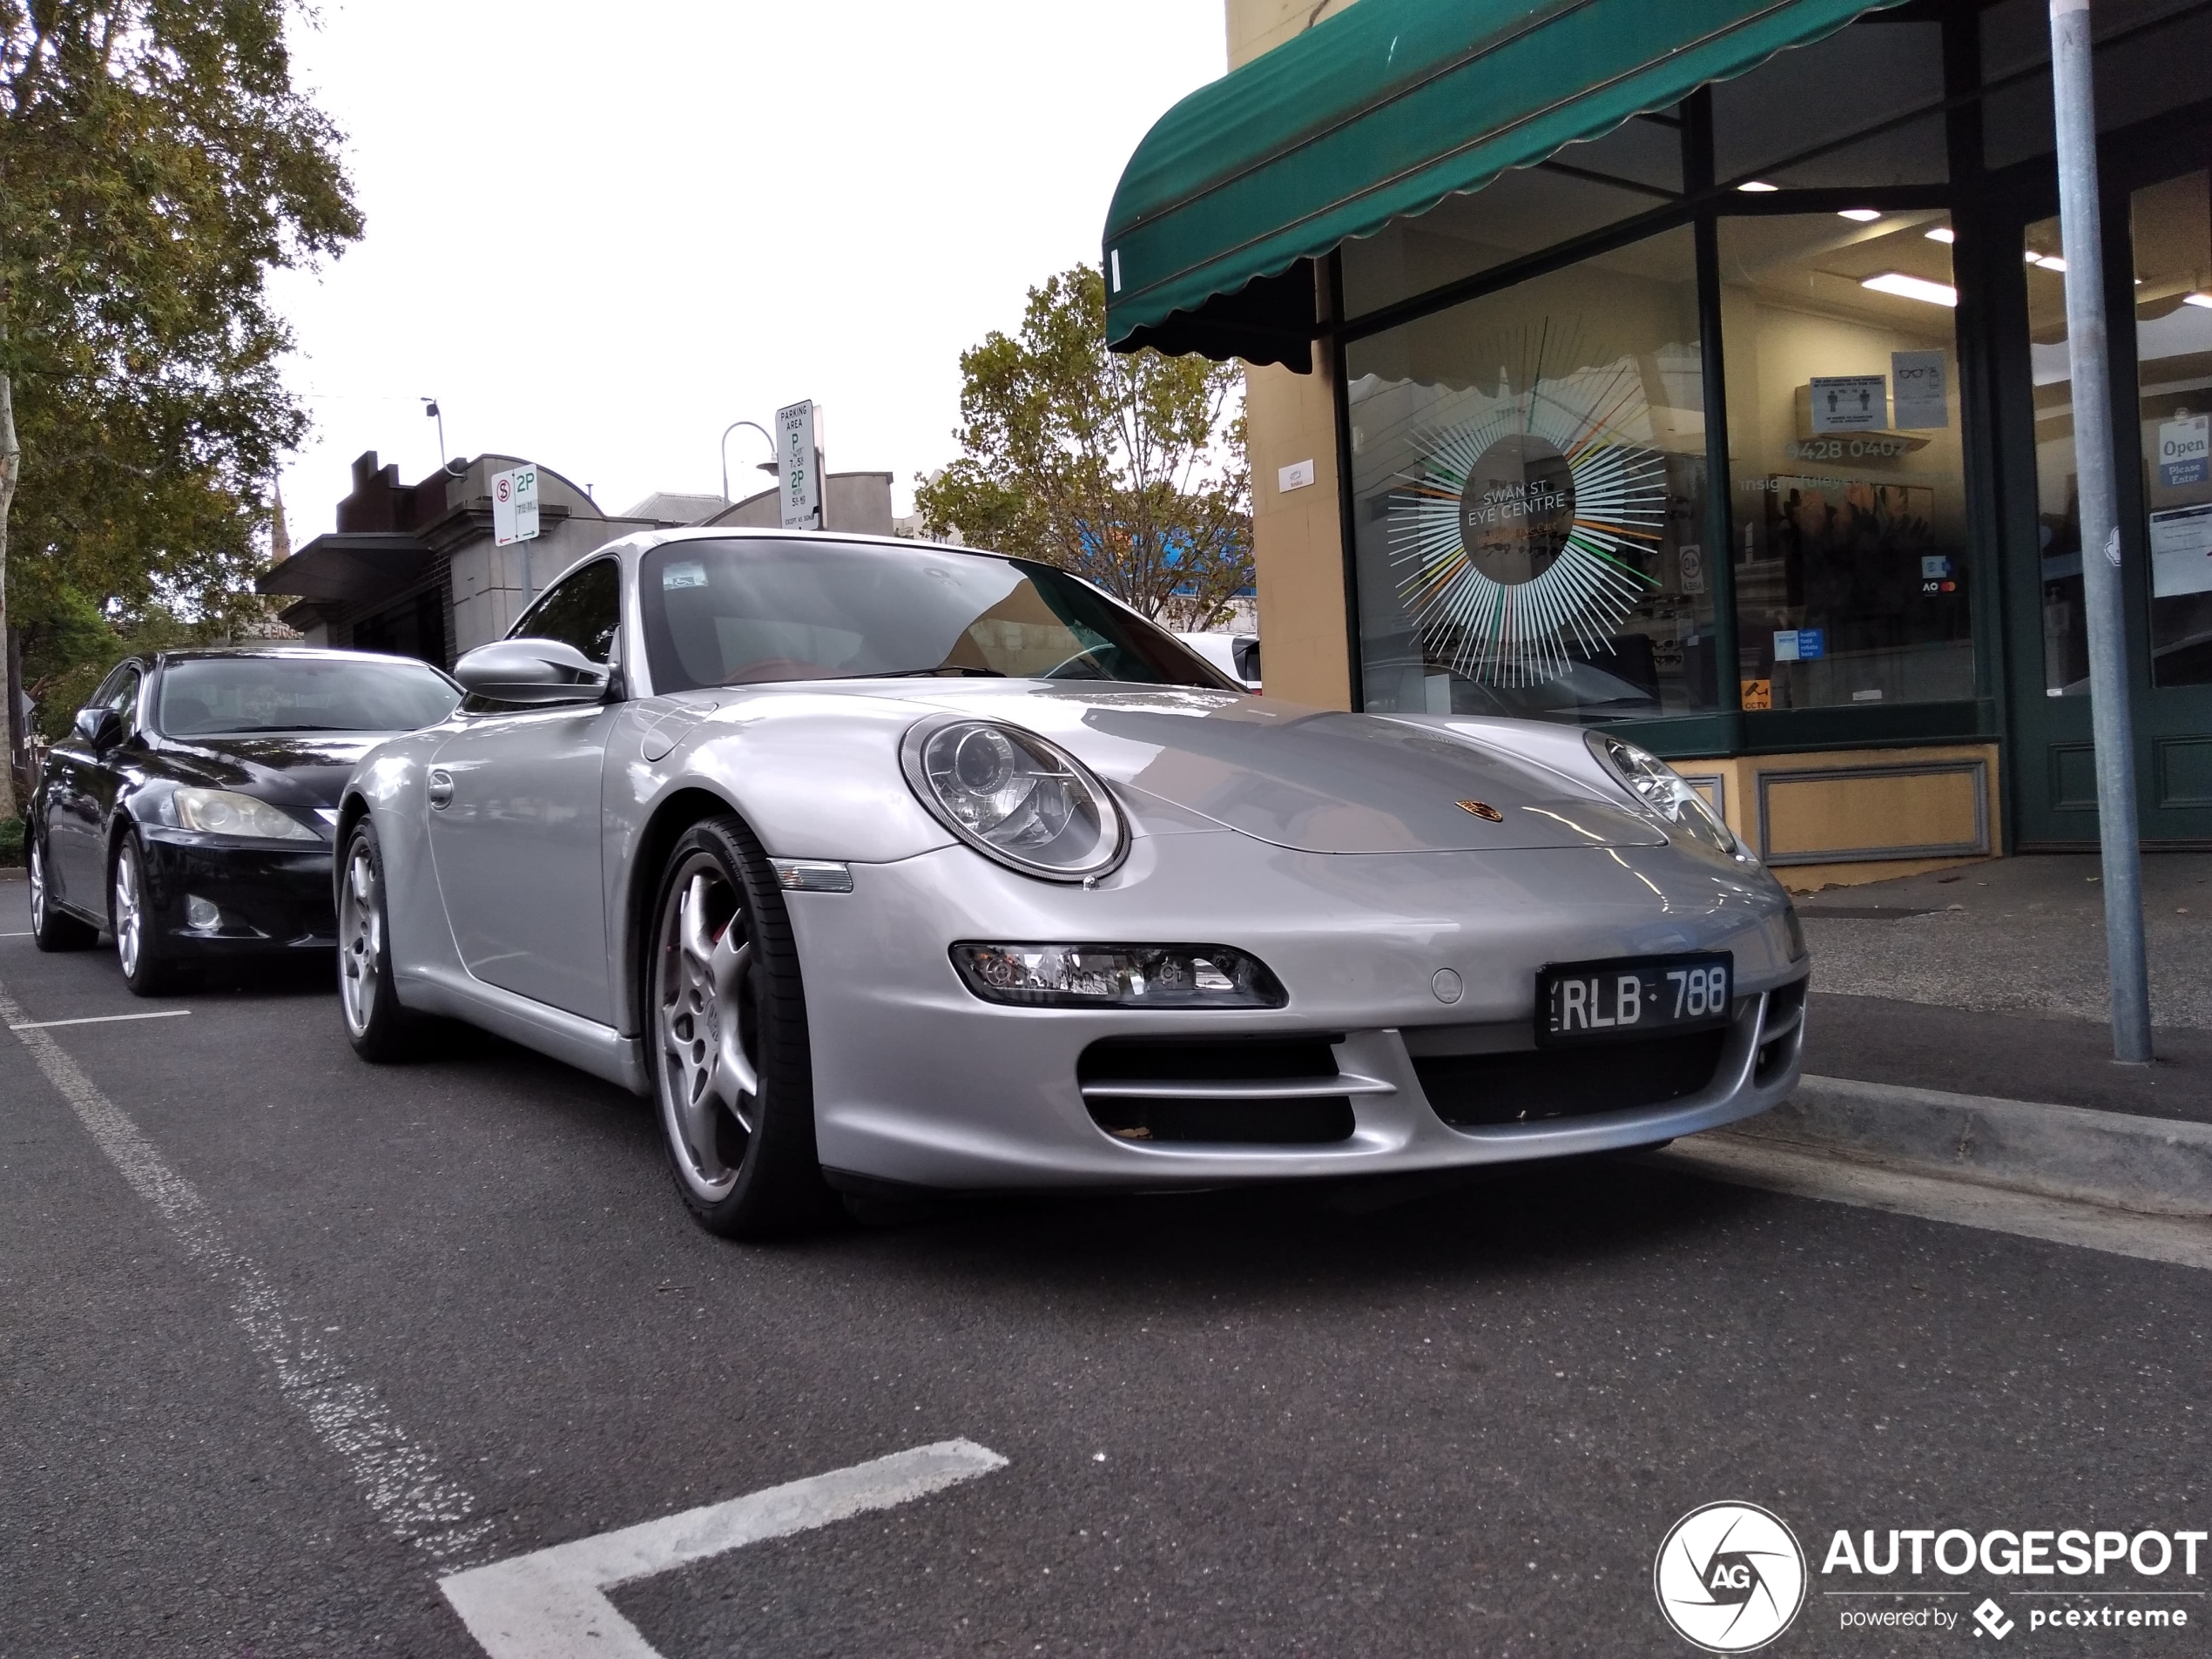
(950, 943, 1286, 1008)
(185, 894, 221, 931)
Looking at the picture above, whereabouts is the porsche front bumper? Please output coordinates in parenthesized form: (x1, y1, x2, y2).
(786, 831, 1808, 1192)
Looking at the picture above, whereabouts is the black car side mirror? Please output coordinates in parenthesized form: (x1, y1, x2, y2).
(73, 705, 123, 750)
(452, 637, 616, 705)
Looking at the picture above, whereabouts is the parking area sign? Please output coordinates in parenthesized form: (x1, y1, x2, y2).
(492, 465, 540, 547)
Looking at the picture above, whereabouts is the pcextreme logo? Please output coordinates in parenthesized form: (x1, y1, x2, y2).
(1654, 1501, 1809, 1653)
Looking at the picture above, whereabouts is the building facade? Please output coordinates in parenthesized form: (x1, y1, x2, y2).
(1110, 0, 2212, 885)
(264, 453, 894, 667)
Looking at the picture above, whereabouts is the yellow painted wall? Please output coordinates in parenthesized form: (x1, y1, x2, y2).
(1231, 0, 1362, 710)
(1673, 744, 2002, 893)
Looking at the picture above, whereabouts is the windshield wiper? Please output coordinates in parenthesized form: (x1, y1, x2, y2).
(864, 666, 1008, 679)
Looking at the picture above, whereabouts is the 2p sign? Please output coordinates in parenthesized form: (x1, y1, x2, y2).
(491, 465, 540, 547)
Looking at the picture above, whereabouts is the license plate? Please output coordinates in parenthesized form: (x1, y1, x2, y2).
(1536, 953, 1733, 1047)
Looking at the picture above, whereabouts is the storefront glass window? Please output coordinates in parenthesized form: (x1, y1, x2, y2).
(1981, 0, 2212, 172)
(2134, 169, 2212, 688)
(1719, 215, 1973, 711)
(1340, 113, 1682, 322)
(2025, 209, 2090, 696)
(1712, 20, 1946, 190)
(1345, 226, 1714, 723)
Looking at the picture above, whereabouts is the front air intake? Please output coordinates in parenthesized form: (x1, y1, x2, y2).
(1078, 1036, 1354, 1144)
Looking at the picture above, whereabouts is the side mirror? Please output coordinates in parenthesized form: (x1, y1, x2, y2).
(453, 637, 615, 705)
(73, 706, 123, 749)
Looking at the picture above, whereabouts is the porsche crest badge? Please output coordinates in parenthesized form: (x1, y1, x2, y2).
(1457, 800, 1504, 822)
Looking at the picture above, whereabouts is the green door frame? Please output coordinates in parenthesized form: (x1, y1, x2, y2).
(1987, 98, 2212, 849)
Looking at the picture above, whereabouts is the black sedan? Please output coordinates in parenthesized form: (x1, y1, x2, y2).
(26, 646, 462, 995)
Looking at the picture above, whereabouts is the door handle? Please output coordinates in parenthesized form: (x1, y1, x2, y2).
(427, 769, 455, 810)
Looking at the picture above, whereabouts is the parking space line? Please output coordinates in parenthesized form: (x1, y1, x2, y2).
(0, 930, 32, 938)
(0, 973, 497, 1564)
(9, 1008, 192, 1031)
(439, 1440, 1008, 1659)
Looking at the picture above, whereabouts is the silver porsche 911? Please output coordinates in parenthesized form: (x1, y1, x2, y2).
(334, 529, 1808, 1236)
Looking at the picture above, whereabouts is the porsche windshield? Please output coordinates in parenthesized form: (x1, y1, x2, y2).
(157, 657, 461, 735)
(637, 540, 1229, 692)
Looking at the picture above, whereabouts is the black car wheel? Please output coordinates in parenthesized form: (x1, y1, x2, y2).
(647, 814, 833, 1238)
(338, 819, 418, 1062)
(28, 833, 98, 952)
(111, 833, 179, 996)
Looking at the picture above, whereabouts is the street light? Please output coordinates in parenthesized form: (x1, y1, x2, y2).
(421, 396, 448, 468)
(720, 420, 779, 503)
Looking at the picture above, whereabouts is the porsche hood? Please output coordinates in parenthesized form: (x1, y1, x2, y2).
(893, 687, 1667, 854)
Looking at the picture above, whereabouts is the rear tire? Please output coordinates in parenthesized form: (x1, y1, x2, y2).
(647, 814, 833, 1238)
(28, 833, 98, 952)
(111, 833, 180, 996)
(338, 819, 419, 1062)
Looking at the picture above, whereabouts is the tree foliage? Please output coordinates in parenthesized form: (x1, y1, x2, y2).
(0, 0, 361, 810)
(915, 264, 1251, 631)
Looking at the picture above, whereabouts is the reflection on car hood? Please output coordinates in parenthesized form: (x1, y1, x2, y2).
(154, 732, 391, 806)
(877, 684, 1665, 853)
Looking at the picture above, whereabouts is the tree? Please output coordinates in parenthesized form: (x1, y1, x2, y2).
(915, 264, 1251, 631)
(1, 1, 361, 815)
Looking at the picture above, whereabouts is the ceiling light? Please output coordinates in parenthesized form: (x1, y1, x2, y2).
(1925, 226, 1956, 244)
(1838, 209, 1883, 222)
(2186, 293, 2212, 308)
(1861, 272, 1959, 307)
(1737, 180, 1779, 192)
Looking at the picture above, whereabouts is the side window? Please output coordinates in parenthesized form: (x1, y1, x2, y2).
(101, 666, 142, 730)
(513, 559, 622, 664)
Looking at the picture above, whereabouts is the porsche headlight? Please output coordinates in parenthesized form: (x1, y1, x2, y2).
(901, 717, 1128, 881)
(165, 786, 320, 841)
(1586, 733, 1749, 860)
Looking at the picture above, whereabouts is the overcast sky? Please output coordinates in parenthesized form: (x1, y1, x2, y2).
(270, 2, 1225, 540)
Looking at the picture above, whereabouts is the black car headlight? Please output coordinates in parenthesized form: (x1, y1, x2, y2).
(901, 716, 1128, 882)
(159, 786, 320, 842)
(1586, 733, 1750, 860)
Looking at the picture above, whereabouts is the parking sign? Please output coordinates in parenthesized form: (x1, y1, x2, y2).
(491, 465, 540, 547)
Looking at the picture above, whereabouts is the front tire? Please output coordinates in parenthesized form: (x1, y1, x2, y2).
(648, 815, 832, 1238)
(338, 819, 418, 1062)
(111, 833, 180, 996)
(28, 833, 98, 951)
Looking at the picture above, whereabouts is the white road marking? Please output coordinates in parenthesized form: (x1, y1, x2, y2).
(8, 1008, 191, 1031)
(440, 1440, 1008, 1659)
(0, 974, 496, 1561)
(0, 929, 33, 938)
(1659, 1136, 2212, 1271)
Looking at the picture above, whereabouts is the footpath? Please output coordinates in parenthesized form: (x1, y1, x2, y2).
(1713, 852, 2212, 1224)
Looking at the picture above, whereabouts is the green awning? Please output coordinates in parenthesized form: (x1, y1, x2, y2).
(1104, 0, 1904, 367)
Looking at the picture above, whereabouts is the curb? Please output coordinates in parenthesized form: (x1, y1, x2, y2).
(1714, 1074, 2212, 1219)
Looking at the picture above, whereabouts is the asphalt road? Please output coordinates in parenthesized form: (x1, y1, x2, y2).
(3, 881, 2208, 1657)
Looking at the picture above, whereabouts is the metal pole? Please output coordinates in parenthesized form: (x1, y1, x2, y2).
(2049, 0, 2153, 1063)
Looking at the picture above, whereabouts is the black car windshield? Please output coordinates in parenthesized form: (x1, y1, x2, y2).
(637, 539, 1230, 693)
(156, 657, 461, 736)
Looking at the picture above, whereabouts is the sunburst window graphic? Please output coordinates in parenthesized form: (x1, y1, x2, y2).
(1389, 336, 1670, 688)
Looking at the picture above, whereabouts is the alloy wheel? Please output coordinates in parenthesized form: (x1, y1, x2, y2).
(113, 847, 142, 978)
(654, 854, 762, 1202)
(339, 840, 381, 1035)
(29, 840, 47, 930)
